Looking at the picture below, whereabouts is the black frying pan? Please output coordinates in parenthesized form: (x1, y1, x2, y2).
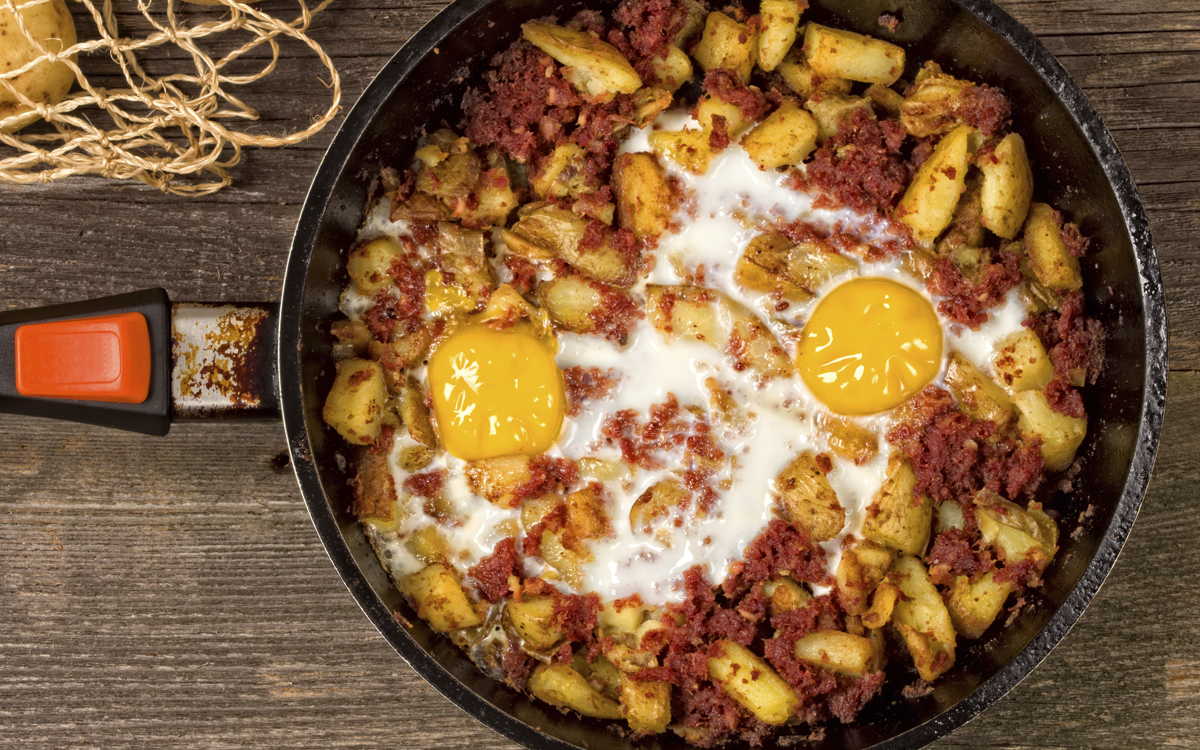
(0, 0, 1168, 747)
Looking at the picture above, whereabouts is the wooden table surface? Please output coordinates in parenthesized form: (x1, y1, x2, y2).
(1, 0, 1197, 747)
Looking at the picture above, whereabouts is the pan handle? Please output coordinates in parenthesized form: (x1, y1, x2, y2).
(0, 288, 279, 436)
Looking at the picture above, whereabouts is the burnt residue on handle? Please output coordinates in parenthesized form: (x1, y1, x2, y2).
(171, 303, 280, 419)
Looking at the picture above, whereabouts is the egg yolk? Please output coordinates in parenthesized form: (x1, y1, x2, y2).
(798, 278, 942, 416)
(427, 323, 565, 461)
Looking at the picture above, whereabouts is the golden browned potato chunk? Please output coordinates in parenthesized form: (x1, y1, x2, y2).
(774, 453, 846, 542)
(352, 446, 401, 530)
(804, 93, 874, 144)
(817, 412, 879, 465)
(522, 21, 642, 97)
(528, 664, 624, 719)
(890, 554, 956, 681)
(793, 631, 876, 677)
(947, 571, 1014, 639)
(436, 222, 494, 308)
(613, 152, 676, 238)
(740, 101, 819, 169)
(979, 133, 1034, 239)
(693, 11, 757, 82)
(404, 525, 452, 566)
(803, 23, 904, 85)
(776, 48, 853, 99)
(899, 65, 978, 138)
(756, 0, 803, 71)
(323, 358, 389, 445)
(862, 454, 933, 555)
(648, 126, 713, 174)
(400, 563, 483, 632)
(896, 124, 974, 244)
(506, 594, 563, 650)
(650, 45, 694, 92)
(503, 205, 639, 287)
(538, 275, 604, 333)
(764, 577, 811, 615)
(630, 479, 690, 533)
(708, 640, 798, 725)
(619, 675, 672, 733)
(466, 454, 534, 507)
(347, 237, 405, 297)
(532, 143, 591, 199)
(993, 328, 1054, 392)
(1023, 202, 1083, 291)
(1012, 389, 1087, 472)
(400, 375, 437, 447)
(975, 493, 1058, 570)
(786, 240, 858, 291)
(944, 352, 1015, 431)
(835, 539, 894, 615)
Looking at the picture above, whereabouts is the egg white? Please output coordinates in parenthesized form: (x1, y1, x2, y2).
(350, 108, 1029, 605)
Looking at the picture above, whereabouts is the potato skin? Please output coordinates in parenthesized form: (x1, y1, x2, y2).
(0, 0, 77, 131)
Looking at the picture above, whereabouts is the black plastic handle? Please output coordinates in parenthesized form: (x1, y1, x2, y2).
(0, 288, 173, 436)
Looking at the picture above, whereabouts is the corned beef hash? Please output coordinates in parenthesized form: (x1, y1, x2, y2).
(320, 0, 1105, 743)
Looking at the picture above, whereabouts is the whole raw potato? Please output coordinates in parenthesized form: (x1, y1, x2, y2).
(0, 0, 77, 131)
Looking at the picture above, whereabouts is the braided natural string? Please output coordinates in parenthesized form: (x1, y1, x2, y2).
(0, 0, 340, 195)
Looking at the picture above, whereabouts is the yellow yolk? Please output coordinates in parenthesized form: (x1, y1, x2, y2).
(798, 278, 942, 416)
(427, 323, 565, 460)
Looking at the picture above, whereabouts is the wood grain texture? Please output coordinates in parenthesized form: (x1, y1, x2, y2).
(1, 0, 1197, 747)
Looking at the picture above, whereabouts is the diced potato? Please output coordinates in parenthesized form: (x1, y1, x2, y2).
(399, 563, 483, 632)
(630, 86, 675, 128)
(934, 176, 986, 255)
(735, 254, 813, 303)
(503, 205, 639, 286)
(538, 275, 604, 334)
(506, 594, 563, 650)
(993, 328, 1054, 392)
(648, 127, 713, 174)
(1023, 202, 1083, 291)
(650, 46, 694, 92)
(890, 555, 956, 682)
(786, 241, 858, 291)
(898, 65, 976, 138)
(645, 284, 722, 343)
(776, 49, 852, 99)
(405, 525, 452, 566)
(774, 452, 846, 542)
(323, 358, 389, 445)
(865, 83, 904, 115)
(947, 571, 1014, 639)
(944, 352, 1015, 430)
(522, 21, 641, 97)
(399, 445, 434, 472)
(804, 93, 874, 144)
(816, 412, 879, 465)
(934, 500, 966, 533)
(531, 143, 591, 199)
(460, 149, 518, 228)
(619, 675, 671, 733)
(399, 376, 437, 447)
(764, 577, 811, 615)
(862, 454, 932, 555)
(740, 101, 819, 169)
(975, 493, 1058, 570)
(520, 493, 565, 531)
(794, 631, 875, 677)
(540, 529, 587, 589)
(613, 152, 676, 238)
(803, 23, 905, 85)
(708, 640, 798, 725)
(896, 124, 974, 244)
(860, 580, 899, 629)
(466, 454, 533, 506)
(756, 0, 803, 71)
(347, 237, 404, 297)
(598, 600, 646, 634)
(1012, 389, 1087, 472)
(416, 139, 481, 200)
(576, 653, 622, 698)
(693, 11, 758, 82)
(436, 222, 494, 308)
(565, 484, 612, 543)
(694, 94, 754, 137)
(835, 539, 894, 615)
(979, 133, 1033, 239)
(352, 447, 400, 528)
(630, 480, 689, 533)
(330, 318, 373, 359)
(528, 664, 624, 719)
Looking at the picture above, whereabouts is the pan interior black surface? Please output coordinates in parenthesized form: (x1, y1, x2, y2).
(279, 0, 1167, 747)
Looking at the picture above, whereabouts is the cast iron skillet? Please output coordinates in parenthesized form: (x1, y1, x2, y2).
(278, 0, 1167, 747)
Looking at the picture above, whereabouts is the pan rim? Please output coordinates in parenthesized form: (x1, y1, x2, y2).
(279, 0, 1168, 746)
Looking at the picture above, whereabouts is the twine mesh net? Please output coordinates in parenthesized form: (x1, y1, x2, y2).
(0, 0, 340, 195)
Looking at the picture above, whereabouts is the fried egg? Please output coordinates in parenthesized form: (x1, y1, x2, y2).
(352, 108, 1030, 605)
